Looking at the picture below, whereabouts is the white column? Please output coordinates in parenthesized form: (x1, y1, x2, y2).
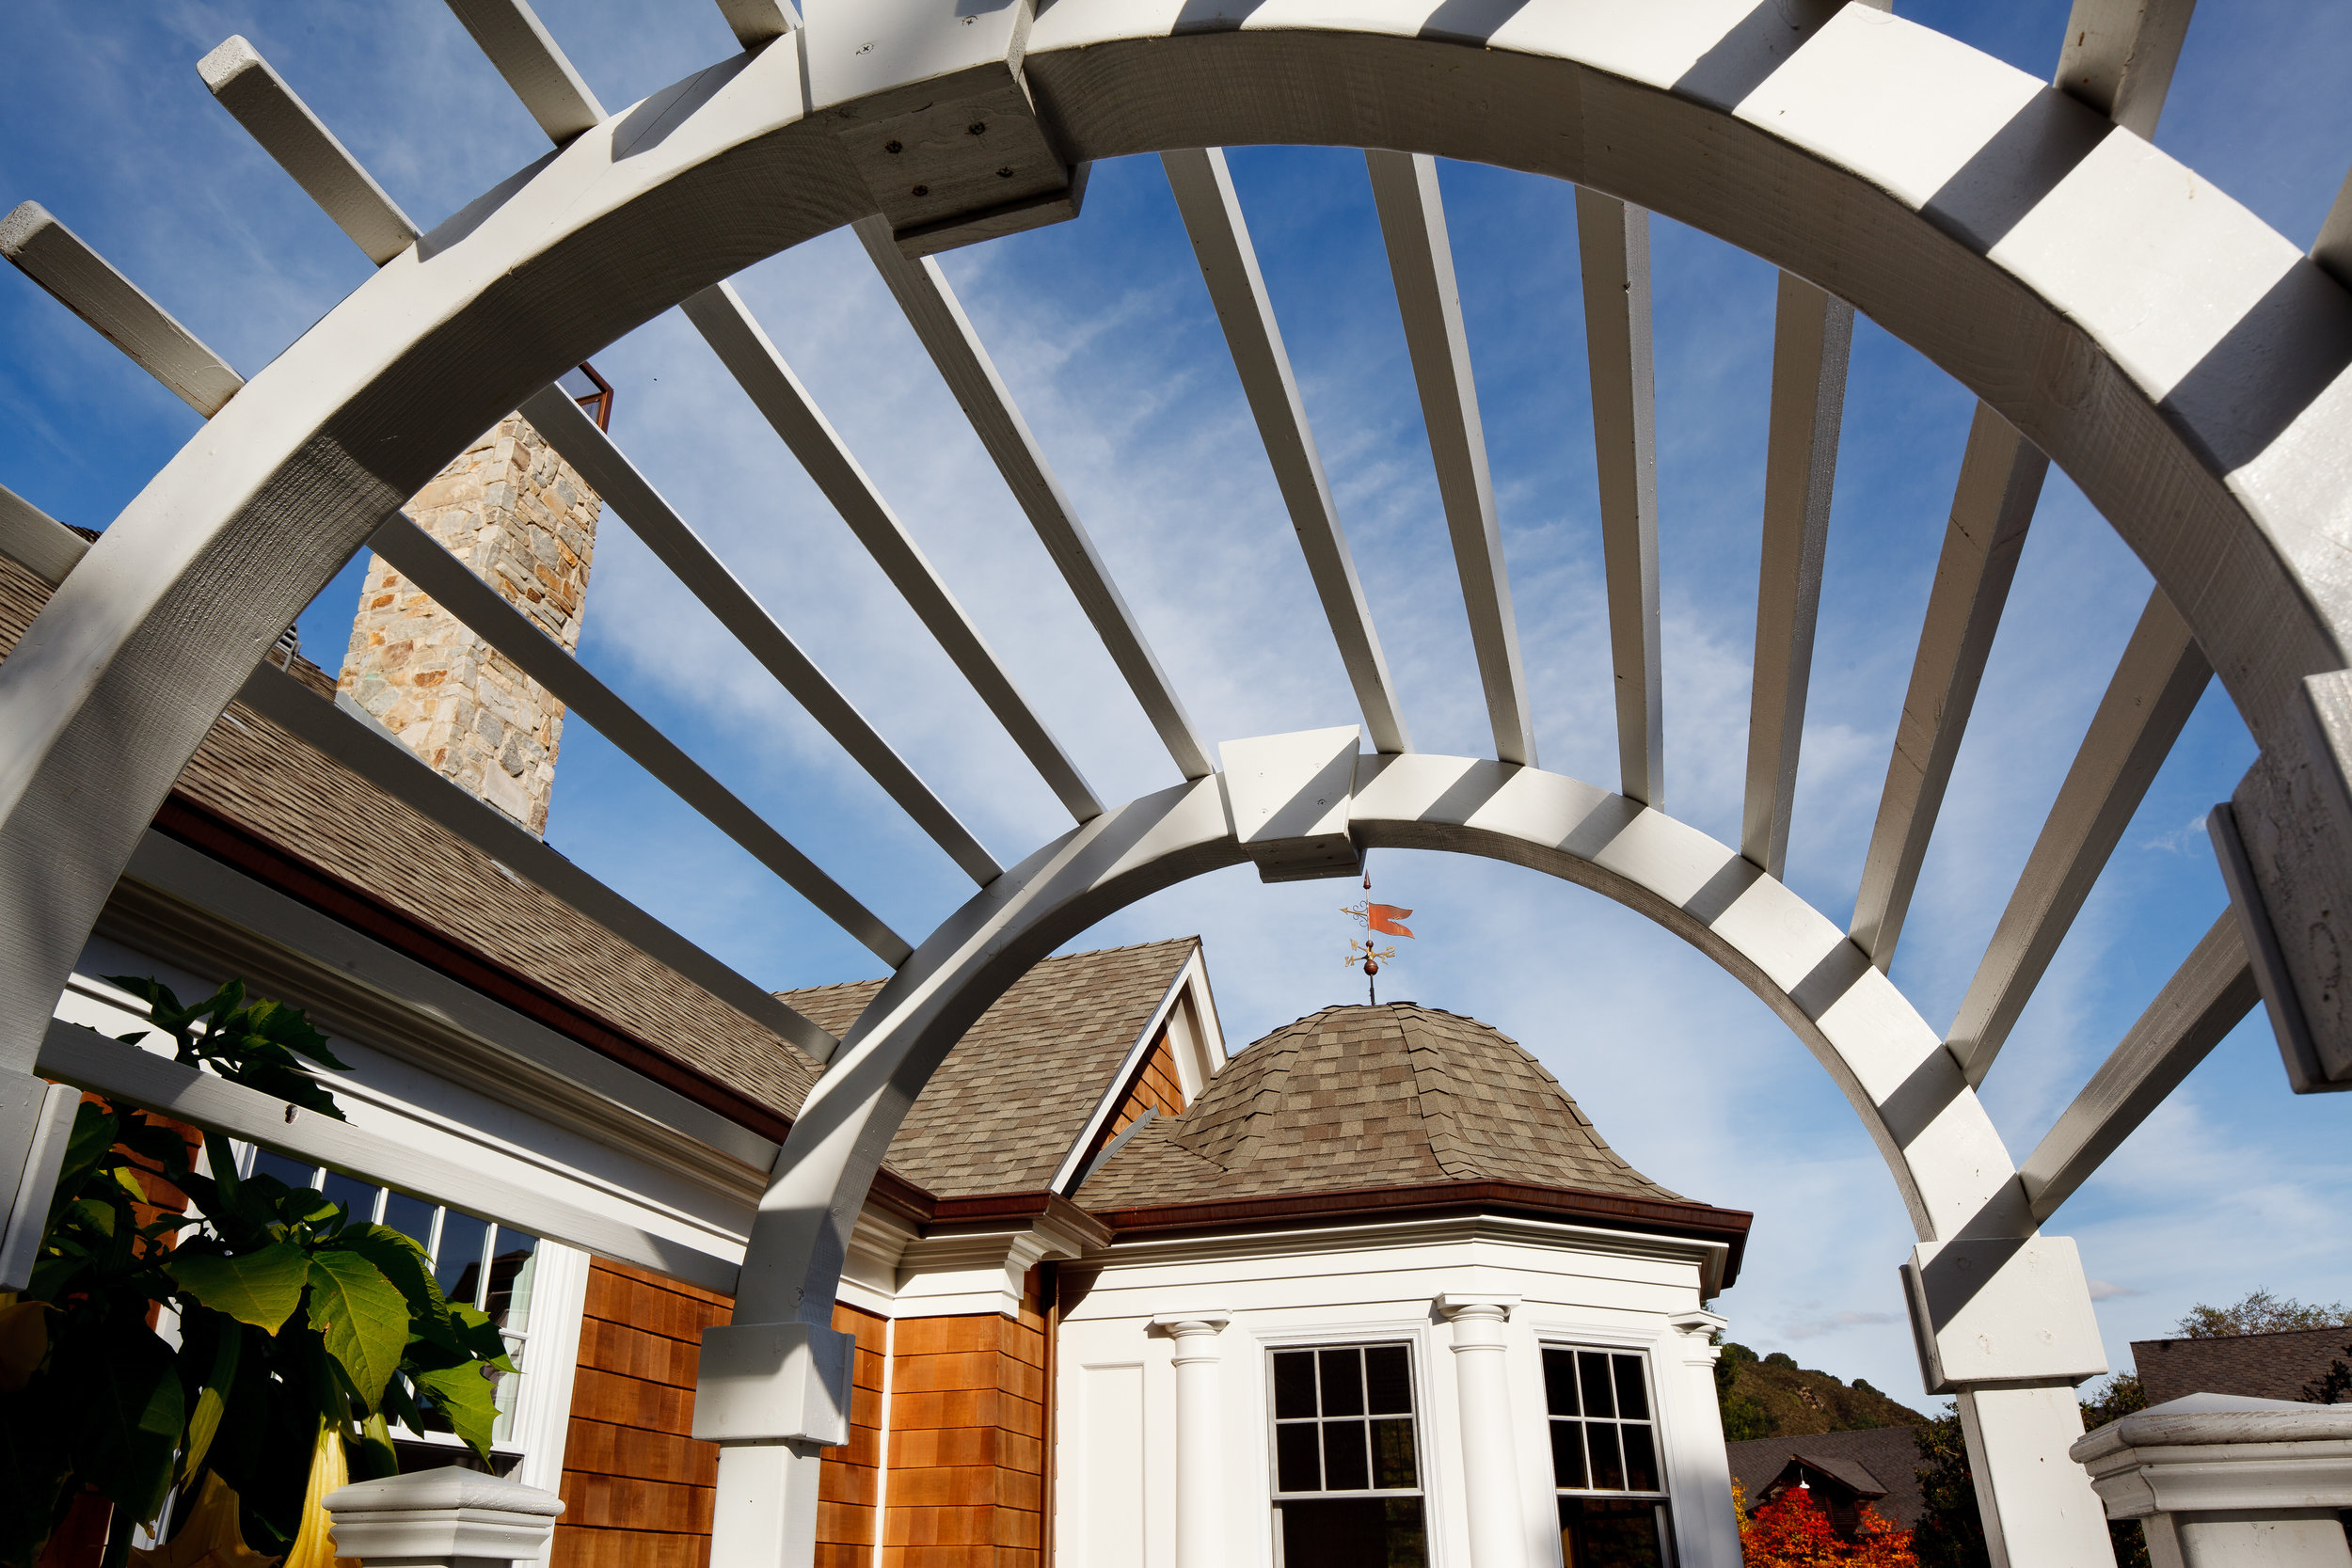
(1151, 1311, 1232, 1568)
(1667, 1310, 1742, 1568)
(1960, 1385, 2118, 1568)
(2072, 1394, 2352, 1568)
(1438, 1294, 1532, 1568)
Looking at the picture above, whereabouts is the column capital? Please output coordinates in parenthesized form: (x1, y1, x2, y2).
(1435, 1292, 1518, 1322)
(1150, 1309, 1232, 1339)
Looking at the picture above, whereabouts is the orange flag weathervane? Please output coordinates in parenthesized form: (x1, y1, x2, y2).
(1343, 868, 1418, 1004)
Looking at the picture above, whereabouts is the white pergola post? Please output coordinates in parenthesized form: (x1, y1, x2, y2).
(1438, 1294, 1532, 1568)
(1151, 1311, 1232, 1568)
(2072, 1395, 2352, 1568)
(323, 1467, 563, 1568)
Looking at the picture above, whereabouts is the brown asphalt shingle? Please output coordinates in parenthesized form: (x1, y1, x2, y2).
(778, 940, 1198, 1198)
(2133, 1325, 2352, 1404)
(1076, 1003, 1680, 1210)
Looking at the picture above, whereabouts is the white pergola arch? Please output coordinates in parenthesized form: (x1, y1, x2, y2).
(4, 4, 2350, 1565)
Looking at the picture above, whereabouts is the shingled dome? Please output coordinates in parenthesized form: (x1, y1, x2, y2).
(1077, 1002, 1678, 1209)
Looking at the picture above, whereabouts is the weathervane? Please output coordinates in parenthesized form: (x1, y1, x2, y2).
(1343, 868, 1416, 1005)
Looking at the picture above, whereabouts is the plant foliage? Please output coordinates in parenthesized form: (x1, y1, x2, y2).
(2172, 1288, 2352, 1339)
(1739, 1480, 1918, 1566)
(0, 979, 514, 1568)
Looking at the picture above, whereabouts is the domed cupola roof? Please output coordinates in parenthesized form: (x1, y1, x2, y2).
(1076, 1002, 1678, 1209)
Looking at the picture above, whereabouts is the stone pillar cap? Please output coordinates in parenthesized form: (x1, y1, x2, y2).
(2072, 1393, 2352, 1465)
(325, 1465, 566, 1519)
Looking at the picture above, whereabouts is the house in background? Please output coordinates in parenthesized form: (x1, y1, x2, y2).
(2131, 1326, 2352, 1406)
(16, 397, 1754, 1567)
(1724, 1429, 1928, 1536)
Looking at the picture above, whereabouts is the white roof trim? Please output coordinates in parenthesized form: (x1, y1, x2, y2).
(1049, 943, 1216, 1197)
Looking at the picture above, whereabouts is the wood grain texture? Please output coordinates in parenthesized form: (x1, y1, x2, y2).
(882, 1288, 1049, 1566)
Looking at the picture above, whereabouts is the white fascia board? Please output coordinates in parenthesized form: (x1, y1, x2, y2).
(1047, 942, 1216, 1196)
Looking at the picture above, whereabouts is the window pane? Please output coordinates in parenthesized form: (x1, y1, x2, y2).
(1559, 1497, 1665, 1568)
(1612, 1355, 1649, 1421)
(321, 1171, 379, 1224)
(1578, 1353, 1616, 1419)
(1364, 1346, 1412, 1415)
(1322, 1420, 1371, 1491)
(1620, 1424, 1660, 1494)
(1319, 1348, 1365, 1417)
(1544, 1347, 1580, 1417)
(1549, 1420, 1588, 1490)
(1277, 1422, 1323, 1493)
(436, 1212, 491, 1307)
(1275, 1352, 1319, 1419)
(1371, 1418, 1417, 1490)
(1278, 1497, 1426, 1568)
(485, 1230, 538, 1330)
(381, 1191, 435, 1246)
(250, 1150, 316, 1188)
(1589, 1421, 1627, 1492)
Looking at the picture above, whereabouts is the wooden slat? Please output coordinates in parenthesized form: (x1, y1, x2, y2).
(1851, 405, 2046, 967)
(1366, 150, 1536, 768)
(1160, 147, 1411, 754)
(850, 216, 1216, 782)
(370, 514, 914, 967)
(0, 202, 245, 417)
(198, 36, 418, 265)
(1947, 586, 2211, 1085)
(579, 1314, 702, 1387)
(564, 1418, 720, 1488)
(710, 0, 793, 48)
(680, 281, 1104, 820)
(2019, 911, 2257, 1220)
(516, 385, 1001, 885)
(2053, 0, 2198, 137)
(0, 482, 90, 587)
(1742, 274, 1853, 879)
(1574, 189, 1663, 805)
(440, 0, 603, 144)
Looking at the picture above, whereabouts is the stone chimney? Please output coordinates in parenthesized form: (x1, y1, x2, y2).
(338, 410, 602, 835)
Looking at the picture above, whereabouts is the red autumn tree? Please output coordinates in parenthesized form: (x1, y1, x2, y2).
(1740, 1483, 1920, 1568)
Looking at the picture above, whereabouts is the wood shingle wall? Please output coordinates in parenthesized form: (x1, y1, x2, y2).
(552, 1262, 887, 1568)
(883, 1278, 1049, 1567)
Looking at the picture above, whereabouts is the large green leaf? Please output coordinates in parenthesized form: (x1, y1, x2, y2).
(176, 1313, 243, 1484)
(326, 1225, 443, 1321)
(415, 1363, 500, 1458)
(305, 1251, 408, 1411)
(65, 1323, 183, 1524)
(167, 1243, 309, 1333)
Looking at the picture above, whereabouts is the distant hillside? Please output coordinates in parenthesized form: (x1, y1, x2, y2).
(1716, 1343, 1928, 1440)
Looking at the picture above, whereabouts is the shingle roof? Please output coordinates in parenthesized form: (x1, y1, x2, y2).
(1726, 1428, 1930, 1528)
(777, 940, 1197, 1198)
(2133, 1325, 2352, 1405)
(0, 557, 825, 1138)
(1074, 1003, 1680, 1209)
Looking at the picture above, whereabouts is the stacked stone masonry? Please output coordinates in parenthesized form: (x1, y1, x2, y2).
(339, 414, 600, 834)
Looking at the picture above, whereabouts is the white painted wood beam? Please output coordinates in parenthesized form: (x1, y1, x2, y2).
(1851, 407, 2047, 968)
(439, 0, 604, 145)
(2018, 912, 2256, 1220)
(198, 36, 419, 266)
(680, 282, 1103, 821)
(1367, 150, 1535, 768)
(232, 665, 840, 1064)
(1160, 148, 1410, 755)
(369, 514, 914, 968)
(2314, 166, 2352, 292)
(1574, 190, 1663, 807)
(0, 202, 244, 418)
(850, 217, 1216, 781)
(37, 1019, 739, 1293)
(713, 0, 795, 48)
(1743, 274, 1854, 879)
(516, 385, 1000, 885)
(2054, 0, 2199, 138)
(1947, 588, 2211, 1085)
(0, 483, 89, 589)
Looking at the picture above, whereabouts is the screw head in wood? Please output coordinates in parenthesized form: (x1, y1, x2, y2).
(968, 122, 987, 136)
(911, 185, 930, 198)
(997, 166, 1014, 178)
(884, 140, 902, 155)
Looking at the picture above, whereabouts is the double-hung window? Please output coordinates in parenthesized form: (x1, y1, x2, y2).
(1269, 1343, 1427, 1567)
(1546, 1345, 1674, 1566)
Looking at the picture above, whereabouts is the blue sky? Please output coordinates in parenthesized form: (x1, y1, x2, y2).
(4, 1, 2348, 1406)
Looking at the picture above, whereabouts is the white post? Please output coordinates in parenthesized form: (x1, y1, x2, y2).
(1438, 1294, 1532, 1568)
(1958, 1385, 2118, 1567)
(323, 1467, 563, 1568)
(1150, 1310, 1232, 1568)
(2072, 1394, 2352, 1568)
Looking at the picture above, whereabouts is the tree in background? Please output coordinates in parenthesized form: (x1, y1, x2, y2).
(1716, 1338, 1772, 1441)
(1739, 1481, 1918, 1566)
(0, 980, 514, 1568)
(2172, 1289, 2352, 1338)
(1908, 1411, 1987, 1568)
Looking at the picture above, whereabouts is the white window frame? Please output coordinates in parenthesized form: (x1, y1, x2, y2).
(1261, 1327, 1438, 1568)
(1540, 1339, 1677, 1568)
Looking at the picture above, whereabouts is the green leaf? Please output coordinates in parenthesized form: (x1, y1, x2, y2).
(65, 1323, 183, 1524)
(176, 1314, 243, 1483)
(447, 1301, 516, 1372)
(326, 1225, 444, 1321)
(351, 1412, 400, 1481)
(305, 1251, 408, 1411)
(415, 1363, 500, 1458)
(167, 1243, 310, 1334)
